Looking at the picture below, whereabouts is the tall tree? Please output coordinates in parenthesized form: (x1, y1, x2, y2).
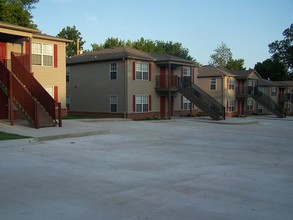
(57, 26, 85, 57)
(254, 58, 287, 81)
(209, 42, 232, 68)
(0, 0, 39, 28)
(268, 23, 293, 75)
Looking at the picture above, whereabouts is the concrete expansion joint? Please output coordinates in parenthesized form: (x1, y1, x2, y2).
(33, 130, 110, 142)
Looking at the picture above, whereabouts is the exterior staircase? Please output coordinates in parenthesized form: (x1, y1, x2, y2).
(251, 87, 286, 118)
(0, 53, 61, 128)
(178, 77, 225, 120)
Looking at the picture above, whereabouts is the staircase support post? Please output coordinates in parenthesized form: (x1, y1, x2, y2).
(168, 63, 171, 119)
(58, 102, 62, 127)
(9, 72, 14, 126)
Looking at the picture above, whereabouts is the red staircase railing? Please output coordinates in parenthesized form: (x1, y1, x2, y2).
(11, 52, 62, 126)
(0, 62, 39, 128)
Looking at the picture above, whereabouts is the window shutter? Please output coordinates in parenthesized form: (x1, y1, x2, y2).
(25, 41, 30, 55)
(226, 100, 228, 112)
(149, 95, 152, 111)
(181, 95, 183, 109)
(227, 78, 229, 89)
(133, 61, 135, 80)
(181, 67, 183, 78)
(192, 68, 195, 83)
(133, 95, 136, 112)
(54, 44, 58, 68)
(149, 63, 151, 81)
(54, 86, 58, 103)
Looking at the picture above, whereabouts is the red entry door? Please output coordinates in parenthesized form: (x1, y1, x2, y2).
(160, 96, 166, 118)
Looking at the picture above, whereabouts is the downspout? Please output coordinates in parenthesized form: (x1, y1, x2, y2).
(222, 75, 225, 119)
(123, 58, 128, 118)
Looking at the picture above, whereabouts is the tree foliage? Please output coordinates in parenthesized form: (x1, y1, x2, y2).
(57, 26, 85, 57)
(0, 0, 39, 28)
(209, 42, 232, 68)
(254, 58, 287, 81)
(90, 37, 197, 62)
(226, 58, 245, 71)
(209, 42, 245, 71)
(268, 23, 293, 75)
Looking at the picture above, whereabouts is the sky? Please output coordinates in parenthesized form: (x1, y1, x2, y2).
(32, 0, 293, 69)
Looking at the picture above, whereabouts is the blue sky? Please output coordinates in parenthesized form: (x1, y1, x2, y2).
(32, 0, 293, 69)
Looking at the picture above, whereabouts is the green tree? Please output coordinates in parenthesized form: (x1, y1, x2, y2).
(269, 23, 293, 75)
(254, 58, 287, 81)
(209, 42, 233, 68)
(226, 58, 245, 71)
(91, 37, 197, 62)
(0, 0, 39, 28)
(57, 26, 85, 57)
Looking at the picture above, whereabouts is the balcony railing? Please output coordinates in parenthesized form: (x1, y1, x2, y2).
(155, 75, 179, 91)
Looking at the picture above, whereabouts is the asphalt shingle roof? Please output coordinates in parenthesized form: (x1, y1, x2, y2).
(67, 47, 195, 66)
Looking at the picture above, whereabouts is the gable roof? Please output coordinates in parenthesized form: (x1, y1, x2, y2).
(231, 69, 261, 79)
(197, 65, 234, 78)
(67, 47, 196, 66)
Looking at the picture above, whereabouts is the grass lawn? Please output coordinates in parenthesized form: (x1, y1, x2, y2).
(0, 131, 31, 141)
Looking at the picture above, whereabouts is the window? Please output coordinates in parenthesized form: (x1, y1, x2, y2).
(183, 67, 191, 76)
(136, 62, 149, 80)
(110, 95, 118, 112)
(228, 78, 235, 90)
(66, 96, 71, 110)
(271, 87, 277, 96)
(247, 98, 253, 111)
(228, 100, 235, 112)
(136, 95, 149, 112)
(210, 77, 216, 90)
(66, 67, 70, 82)
(110, 62, 118, 80)
(183, 96, 190, 110)
(32, 42, 54, 66)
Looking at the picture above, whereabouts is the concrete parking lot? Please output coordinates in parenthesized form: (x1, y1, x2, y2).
(0, 117, 293, 220)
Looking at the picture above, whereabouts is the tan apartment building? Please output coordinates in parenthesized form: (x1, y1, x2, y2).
(0, 21, 71, 128)
(66, 47, 226, 120)
(197, 65, 288, 118)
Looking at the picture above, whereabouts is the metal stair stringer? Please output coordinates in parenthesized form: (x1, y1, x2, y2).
(178, 77, 225, 120)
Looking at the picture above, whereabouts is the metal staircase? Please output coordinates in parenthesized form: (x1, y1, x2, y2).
(251, 87, 286, 118)
(178, 77, 225, 120)
(0, 55, 60, 128)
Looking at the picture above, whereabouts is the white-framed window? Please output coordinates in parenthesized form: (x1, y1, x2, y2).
(271, 87, 277, 96)
(247, 98, 253, 111)
(110, 62, 118, 80)
(66, 96, 71, 110)
(183, 67, 191, 76)
(210, 77, 216, 90)
(183, 96, 190, 110)
(32, 42, 54, 66)
(136, 95, 149, 112)
(66, 66, 70, 83)
(228, 78, 235, 90)
(228, 100, 235, 112)
(136, 62, 149, 80)
(110, 95, 118, 112)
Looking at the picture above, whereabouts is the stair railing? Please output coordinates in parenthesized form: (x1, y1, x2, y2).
(178, 77, 225, 119)
(0, 62, 39, 128)
(11, 52, 62, 126)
